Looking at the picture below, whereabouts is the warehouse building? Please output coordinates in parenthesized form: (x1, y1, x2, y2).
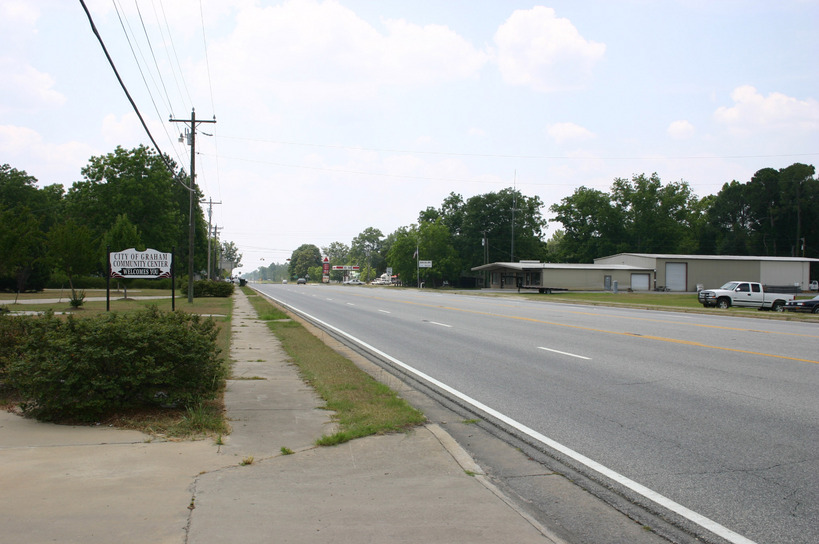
(594, 253, 818, 292)
(472, 254, 818, 293)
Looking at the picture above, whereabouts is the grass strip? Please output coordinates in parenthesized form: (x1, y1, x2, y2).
(243, 287, 426, 445)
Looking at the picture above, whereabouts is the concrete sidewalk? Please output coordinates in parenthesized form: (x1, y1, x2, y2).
(0, 289, 560, 543)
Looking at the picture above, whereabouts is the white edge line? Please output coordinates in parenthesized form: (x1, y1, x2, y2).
(256, 290, 757, 544)
(538, 347, 591, 360)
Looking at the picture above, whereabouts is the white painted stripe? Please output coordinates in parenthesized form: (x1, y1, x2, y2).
(429, 321, 452, 328)
(255, 290, 757, 544)
(538, 347, 591, 360)
(379, 310, 391, 314)
(346, 303, 355, 306)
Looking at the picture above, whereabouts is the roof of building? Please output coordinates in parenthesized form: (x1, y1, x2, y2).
(595, 253, 819, 262)
(471, 262, 652, 272)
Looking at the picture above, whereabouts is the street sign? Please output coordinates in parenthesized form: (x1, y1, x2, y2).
(110, 248, 172, 279)
(419, 260, 432, 268)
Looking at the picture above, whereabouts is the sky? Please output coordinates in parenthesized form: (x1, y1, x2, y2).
(2, 0, 818, 274)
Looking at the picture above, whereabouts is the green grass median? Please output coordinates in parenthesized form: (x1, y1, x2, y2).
(242, 287, 426, 446)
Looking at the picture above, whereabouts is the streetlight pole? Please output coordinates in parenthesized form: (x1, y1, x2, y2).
(169, 108, 216, 302)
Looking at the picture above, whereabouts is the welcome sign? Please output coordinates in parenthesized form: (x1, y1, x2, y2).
(110, 248, 173, 279)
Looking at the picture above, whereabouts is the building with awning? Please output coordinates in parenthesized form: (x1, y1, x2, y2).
(471, 261, 655, 292)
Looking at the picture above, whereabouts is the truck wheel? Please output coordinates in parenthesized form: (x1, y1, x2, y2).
(771, 300, 785, 312)
(717, 298, 731, 309)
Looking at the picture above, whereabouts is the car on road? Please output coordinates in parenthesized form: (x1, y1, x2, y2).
(344, 279, 364, 285)
(297, 278, 306, 285)
(282, 279, 287, 284)
(784, 294, 819, 313)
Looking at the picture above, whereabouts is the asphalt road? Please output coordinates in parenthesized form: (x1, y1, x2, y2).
(253, 283, 819, 544)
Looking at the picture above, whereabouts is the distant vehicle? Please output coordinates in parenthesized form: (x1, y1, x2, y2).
(282, 279, 287, 284)
(784, 295, 819, 314)
(297, 278, 306, 285)
(344, 279, 363, 285)
(697, 281, 795, 311)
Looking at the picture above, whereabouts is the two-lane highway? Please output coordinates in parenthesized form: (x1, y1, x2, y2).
(254, 283, 819, 544)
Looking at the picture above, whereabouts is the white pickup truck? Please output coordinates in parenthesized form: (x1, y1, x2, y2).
(698, 281, 795, 311)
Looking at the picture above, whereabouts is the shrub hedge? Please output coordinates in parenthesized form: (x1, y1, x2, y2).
(181, 280, 235, 298)
(4, 307, 225, 422)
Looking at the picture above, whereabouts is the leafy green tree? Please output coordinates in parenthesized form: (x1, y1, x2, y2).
(459, 188, 546, 267)
(386, 226, 418, 286)
(705, 163, 817, 257)
(610, 173, 699, 254)
(219, 241, 242, 278)
(101, 214, 143, 299)
(0, 205, 46, 297)
(386, 221, 460, 287)
(289, 244, 321, 279)
(47, 218, 97, 302)
(549, 186, 623, 262)
(322, 241, 350, 282)
(351, 227, 384, 282)
(0, 165, 59, 292)
(66, 146, 205, 271)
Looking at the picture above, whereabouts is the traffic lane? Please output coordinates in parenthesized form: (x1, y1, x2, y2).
(264, 285, 817, 482)
(363, 305, 818, 544)
(256, 285, 819, 542)
(345, 289, 819, 365)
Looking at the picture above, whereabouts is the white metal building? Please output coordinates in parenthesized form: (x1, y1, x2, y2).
(593, 253, 818, 292)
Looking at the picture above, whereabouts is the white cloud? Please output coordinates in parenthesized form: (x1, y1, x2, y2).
(207, 0, 489, 107)
(714, 85, 819, 135)
(0, 124, 95, 185)
(0, 58, 65, 112)
(667, 120, 695, 139)
(0, 1, 39, 28)
(547, 122, 595, 144)
(493, 6, 605, 92)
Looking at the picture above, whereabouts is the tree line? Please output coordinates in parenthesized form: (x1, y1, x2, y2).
(0, 146, 241, 297)
(249, 163, 817, 287)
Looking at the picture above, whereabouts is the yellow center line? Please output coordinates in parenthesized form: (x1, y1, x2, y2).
(359, 293, 819, 365)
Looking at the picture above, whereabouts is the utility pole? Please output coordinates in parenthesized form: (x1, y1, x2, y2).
(211, 224, 223, 279)
(202, 197, 222, 279)
(169, 108, 216, 303)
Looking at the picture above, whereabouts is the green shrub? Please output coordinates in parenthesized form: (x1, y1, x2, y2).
(181, 280, 235, 298)
(0, 313, 31, 384)
(7, 307, 225, 422)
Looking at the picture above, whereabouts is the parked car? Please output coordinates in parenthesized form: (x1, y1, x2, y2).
(697, 281, 795, 311)
(282, 279, 287, 284)
(784, 295, 819, 314)
(344, 279, 364, 285)
(297, 278, 306, 284)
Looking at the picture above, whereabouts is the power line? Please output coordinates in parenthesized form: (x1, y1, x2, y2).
(110, 0, 188, 171)
(134, 0, 174, 113)
(79, 0, 179, 179)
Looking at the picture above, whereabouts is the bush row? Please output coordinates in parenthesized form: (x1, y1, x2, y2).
(1, 307, 225, 422)
(181, 280, 235, 298)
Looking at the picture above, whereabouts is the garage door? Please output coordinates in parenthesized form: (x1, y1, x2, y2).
(631, 273, 650, 291)
(665, 262, 687, 291)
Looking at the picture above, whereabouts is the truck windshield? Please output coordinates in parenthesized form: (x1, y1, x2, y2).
(720, 282, 740, 290)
